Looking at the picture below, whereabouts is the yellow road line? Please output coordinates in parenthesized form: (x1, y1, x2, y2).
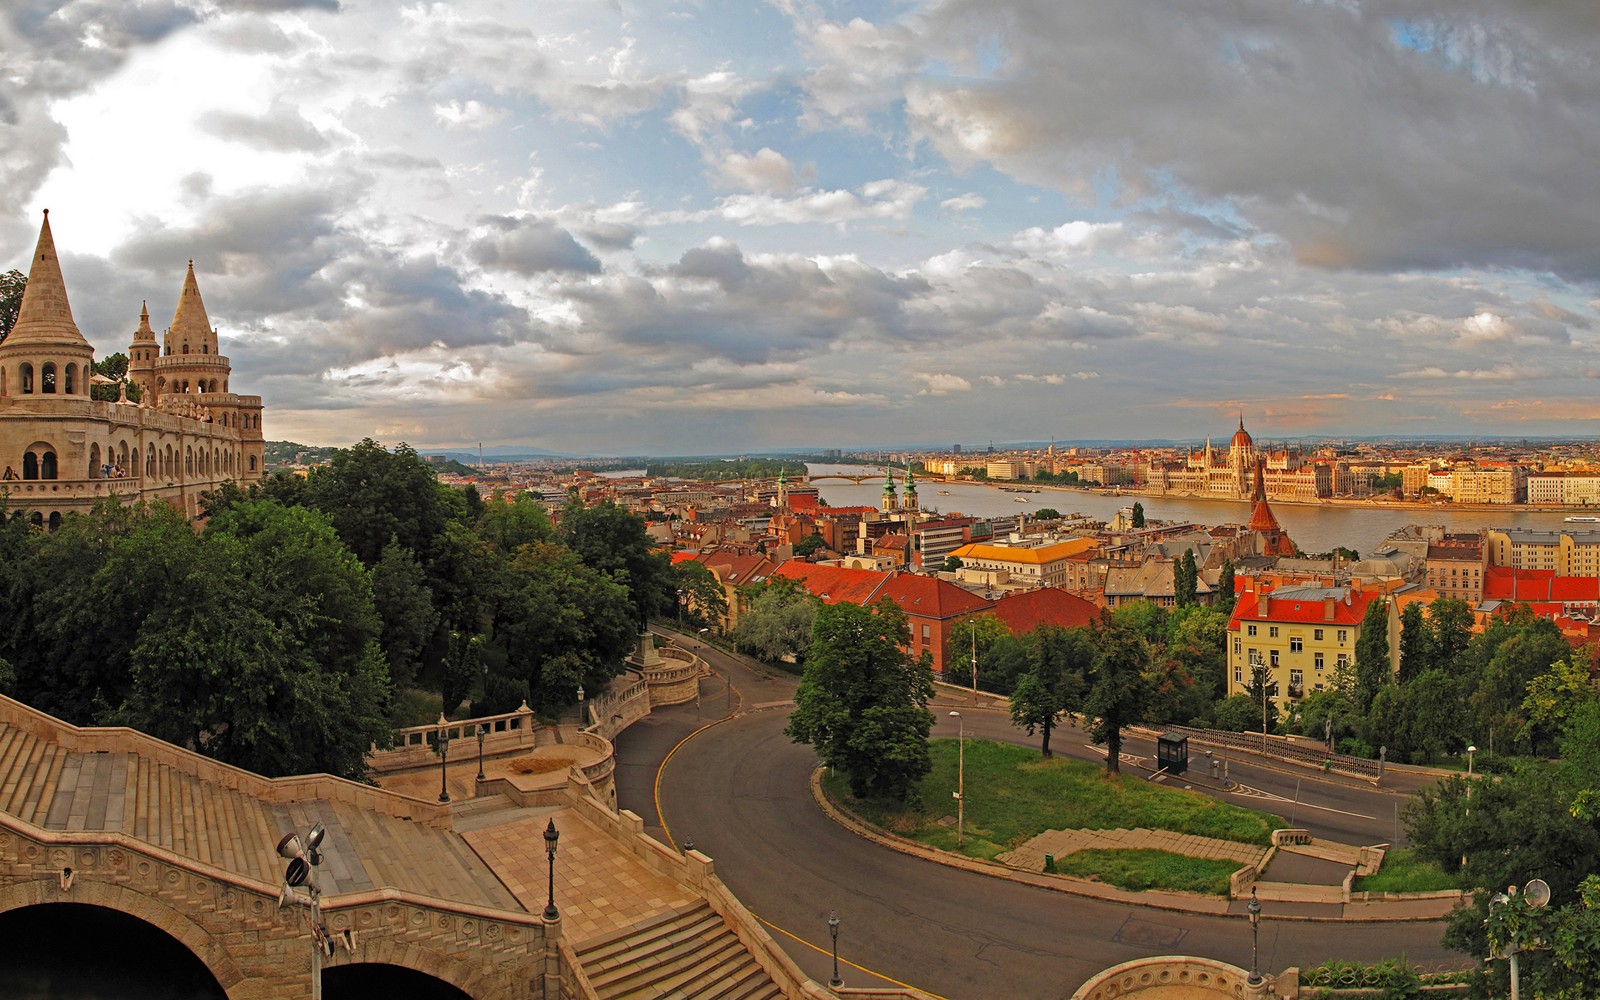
(652, 703, 943, 999)
(754, 914, 949, 999)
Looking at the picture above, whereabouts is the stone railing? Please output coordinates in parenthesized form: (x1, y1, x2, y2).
(582, 674, 650, 743)
(644, 648, 701, 708)
(0, 477, 143, 501)
(0, 694, 452, 828)
(374, 704, 539, 775)
(1071, 956, 1255, 1000)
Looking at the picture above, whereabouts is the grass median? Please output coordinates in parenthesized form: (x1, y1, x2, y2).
(821, 738, 1285, 894)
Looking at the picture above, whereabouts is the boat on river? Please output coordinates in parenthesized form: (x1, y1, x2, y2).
(1565, 515, 1600, 523)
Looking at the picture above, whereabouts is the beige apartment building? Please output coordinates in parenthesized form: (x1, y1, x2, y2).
(1526, 472, 1600, 506)
(1484, 528, 1600, 576)
(1226, 585, 1398, 717)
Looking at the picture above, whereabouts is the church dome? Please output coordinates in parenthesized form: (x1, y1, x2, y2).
(1230, 418, 1253, 450)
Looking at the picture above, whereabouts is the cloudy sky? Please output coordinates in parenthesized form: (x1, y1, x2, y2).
(4, 1, 1600, 455)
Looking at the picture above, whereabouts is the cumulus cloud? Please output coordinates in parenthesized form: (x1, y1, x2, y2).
(433, 100, 509, 129)
(915, 372, 972, 394)
(716, 148, 799, 194)
(471, 216, 602, 276)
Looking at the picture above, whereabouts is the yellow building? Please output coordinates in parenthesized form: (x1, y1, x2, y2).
(0, 212, 264, 524)
(1225, 585, 1398, 717)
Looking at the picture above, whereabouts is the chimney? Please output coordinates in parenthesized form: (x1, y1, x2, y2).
(1324, 597, 1335, 621)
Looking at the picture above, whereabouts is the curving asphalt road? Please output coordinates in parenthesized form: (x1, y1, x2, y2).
(614, 638, 1461, 999)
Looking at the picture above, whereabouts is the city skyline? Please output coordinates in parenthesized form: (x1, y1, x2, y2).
(4, 2, 1600, 454)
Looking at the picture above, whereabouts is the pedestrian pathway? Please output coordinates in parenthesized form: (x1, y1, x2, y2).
(1000, 827, 1268, 874)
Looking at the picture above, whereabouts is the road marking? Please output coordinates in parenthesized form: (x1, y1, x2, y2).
(653, 720, 725, 850)
(1226, 784, 1375, 820)
(754, 914, 951, 999)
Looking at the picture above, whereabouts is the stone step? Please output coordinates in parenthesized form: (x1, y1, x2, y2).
(690, 957, 774, 1000)
(582, 906, 727, 977)
(576, 901, 719, 966)
(592, 932, 747, 996)
(1, 731, 46, 818)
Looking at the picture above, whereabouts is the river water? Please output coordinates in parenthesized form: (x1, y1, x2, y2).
(804, 465, 1585, 559)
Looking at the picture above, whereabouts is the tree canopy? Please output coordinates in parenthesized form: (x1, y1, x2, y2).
(786, 599, 935, 800)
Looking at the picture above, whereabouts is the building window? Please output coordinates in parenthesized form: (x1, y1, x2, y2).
(1247, 624, 1257, 636)
(1233, 638, 1241, 655)
(1314, 628, 1324, 641)
(1336, 653, 1349, 670)
(1270, 649, 1279, 667)
(1269, 626, 1279, 638)
(1234, 666, 1242, 684)
(1289, 670, 1304, 699)
(1314, 652, 1324, 671)
(1289, 636, 1303, 653)
(1337, 629, 1348, 644)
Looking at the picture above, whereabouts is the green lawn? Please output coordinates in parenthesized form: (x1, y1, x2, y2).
(1051, 849, 1238, 895)
(825, 738, 1286, 864)
(1351, 849, 1457, 894)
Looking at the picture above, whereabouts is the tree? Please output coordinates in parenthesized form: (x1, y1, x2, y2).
(1520, 651, 1600, 750)
(1131, 502, 1145, 528)
(0, 269, 23, 343)
(1403, 669, 1467, 764)
(786, 600, 935, 800)
(1216, 559, 1236, 615)
(1083, 619, 1153, 775)
(370, 537, 439, 691)
(559, 499, 674, 628)
(1033, 507, 1060, 519)
(1472, 616, 1571, 755)
(1008, 625, 1090, 756)
(1397, 601, 1427, 684)
(1352, 597, 1391, 713)
(1174, 549, 1198, 608)
(673, 559, 729, 630)
(732, 580, 817, 665)
(303, 439, 452, 567)
(478, 493, 555, 553)
(947, 614, 1011, 691)
(1424, 597, 1475, 674)
(793, 534, 827, 558)
(940, 555, 963, 573)
(1166, 605, 1228, 704)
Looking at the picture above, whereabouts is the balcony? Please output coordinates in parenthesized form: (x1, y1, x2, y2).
(1, 477, 143, 501)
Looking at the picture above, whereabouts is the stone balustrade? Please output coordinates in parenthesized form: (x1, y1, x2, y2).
(374, 704, 539, 776)
(0, 694, 452, 828)
(1071, 956, 1258, 999)
(1, 477, 143, 499)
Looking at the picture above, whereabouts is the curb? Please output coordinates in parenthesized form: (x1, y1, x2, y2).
(809, 769, 1459, 924)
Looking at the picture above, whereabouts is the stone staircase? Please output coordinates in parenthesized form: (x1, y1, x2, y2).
(0, 716, 520, 909)
(573, 899, 785, 999)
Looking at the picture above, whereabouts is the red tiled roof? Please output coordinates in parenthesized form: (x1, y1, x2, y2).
(772, 560, 890, 605)
(988, 588, 1100, 634)
(1483, 566, 1599, 604)
(878, 575, 993, 621)
(1227, 589, 1377, 630)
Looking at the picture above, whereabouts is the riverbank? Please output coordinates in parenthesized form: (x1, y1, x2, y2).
(996, 481, 1588, 516)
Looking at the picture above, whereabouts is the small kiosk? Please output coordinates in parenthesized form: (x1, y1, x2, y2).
(1156, 733, 1189, 776)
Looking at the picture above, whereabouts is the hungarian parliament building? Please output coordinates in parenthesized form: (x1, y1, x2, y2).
(1143, 419, 1331, 500)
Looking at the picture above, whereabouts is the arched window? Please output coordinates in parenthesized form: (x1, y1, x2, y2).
(156, 377, 166, 394)
(182, 344, 189, 355)
(185, 447, 193, 477)
(29, 511, 41, 528)
(47, 512, 61, 532)
(20, 363, 34, 394)
(163, 444, 173, 479)
(145, 445, 155, 479)
(22, 453, 38, 480)
(88, 443, 101, 478)
(63, 364, 75, 394)
(40, 451, 57, 480)
(209, 379, 218, 392)
(41, 363, 56, 394)
(249, 455, 257, 472)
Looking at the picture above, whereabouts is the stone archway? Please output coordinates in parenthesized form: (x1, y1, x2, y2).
(0, 880, 245, 992)
(322, 963, 474, 999)
(0, 900, 227, 999)
(323, 935, 494, 999)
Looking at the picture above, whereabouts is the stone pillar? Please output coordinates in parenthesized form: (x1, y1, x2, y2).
(627, 632, 662, 671)
(540, 913, 563, 999)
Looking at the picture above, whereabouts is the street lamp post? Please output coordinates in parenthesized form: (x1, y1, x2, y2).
(476, 723, 487, 783)
(542, 818, 560, 921)
(1247, 886, 1262, 986)
(577, 685, 586, 730)
(435, 714, 451, 804)
(275, 824, 330, 999)
(949, 710, 964, 848)
(969, 617, 977, 695)
(828, 909, 842, 988)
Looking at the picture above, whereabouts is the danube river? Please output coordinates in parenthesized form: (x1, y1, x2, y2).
(804, 465, 1588, 559)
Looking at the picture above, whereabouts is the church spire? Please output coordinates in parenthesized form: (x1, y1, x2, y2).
(167, 260, 216, 355)
(6, 209, 90, 350)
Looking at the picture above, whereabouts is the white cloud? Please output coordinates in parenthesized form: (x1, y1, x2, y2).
(433, 100, 509, 129)
(915, 373, 972, 395)
(716, 148, 798, 194)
